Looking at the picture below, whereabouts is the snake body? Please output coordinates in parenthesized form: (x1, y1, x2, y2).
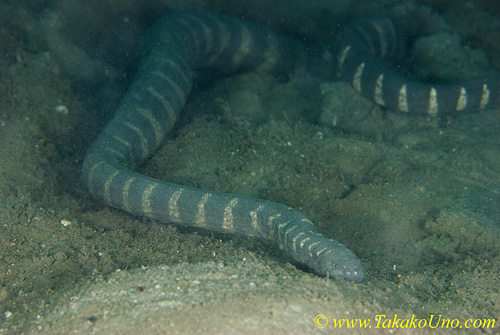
(83, 11, 500, 282)
(334, 16, 500, 115)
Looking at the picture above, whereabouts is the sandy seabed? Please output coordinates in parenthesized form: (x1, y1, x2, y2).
(0, 1, 499, 334)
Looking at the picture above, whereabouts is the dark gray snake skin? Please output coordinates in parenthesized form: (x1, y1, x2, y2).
(335, 16, 500, 115)
(83, 12, 500, 282)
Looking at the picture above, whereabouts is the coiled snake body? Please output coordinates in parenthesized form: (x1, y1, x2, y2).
(83, 12, 500, 282)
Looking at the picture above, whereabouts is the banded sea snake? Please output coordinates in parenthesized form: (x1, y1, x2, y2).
(83, 11, 500, 282)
